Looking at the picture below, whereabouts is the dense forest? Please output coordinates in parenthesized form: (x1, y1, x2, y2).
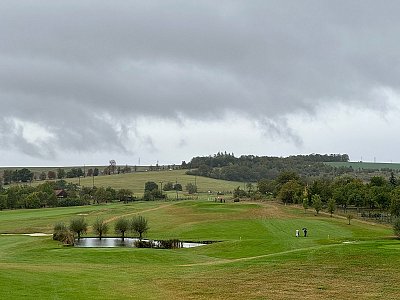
(185, 152, 352, 181)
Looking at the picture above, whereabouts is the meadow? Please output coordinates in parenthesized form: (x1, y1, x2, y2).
(58, 169, 242, 195)
(0, 198, 398, 299)
(325, 161, 400, 171)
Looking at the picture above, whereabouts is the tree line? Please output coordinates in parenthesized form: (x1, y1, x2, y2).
(185, 153, 352, 182)
(1, 164, 136, 185)
(0, 180, 135, 210)
(53, 215, 149, 245)
(232, 171, 400, 221)
(0, 179, 191, 211)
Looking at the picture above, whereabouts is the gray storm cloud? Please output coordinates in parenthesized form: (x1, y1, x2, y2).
(0, 0, 399, 158)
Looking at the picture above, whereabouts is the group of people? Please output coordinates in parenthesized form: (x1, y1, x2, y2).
(295, 228, 307, 237)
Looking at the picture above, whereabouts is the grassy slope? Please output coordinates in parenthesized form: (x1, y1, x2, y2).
(0, 200, 398, 299)
(325, 161, 400, 170)
(62, 170, 243, 195)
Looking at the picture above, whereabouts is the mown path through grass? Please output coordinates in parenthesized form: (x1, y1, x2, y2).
(179, 242, 349, 267)
(102, 202, 177, 224)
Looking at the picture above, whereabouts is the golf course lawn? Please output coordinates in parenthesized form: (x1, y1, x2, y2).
(0, 199, 399, 299)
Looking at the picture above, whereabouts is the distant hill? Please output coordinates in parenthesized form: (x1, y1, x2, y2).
(325, 161, 400, 171)
(185, 153, 351, 182)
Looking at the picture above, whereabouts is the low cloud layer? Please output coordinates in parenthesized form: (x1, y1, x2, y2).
(1, 1, 399, 163)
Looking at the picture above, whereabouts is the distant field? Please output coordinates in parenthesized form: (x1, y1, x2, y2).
(23, 169, 242, 195)
(65, 170, 243, 194)
(325, 161, 400, 170)
(0, 165, 149, 174)
(0, 200, 398, 299)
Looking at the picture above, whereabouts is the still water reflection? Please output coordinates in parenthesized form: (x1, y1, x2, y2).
(74, 237, 206, 248)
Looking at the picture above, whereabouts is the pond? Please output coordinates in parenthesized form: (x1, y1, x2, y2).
(74, 237, 207, 248)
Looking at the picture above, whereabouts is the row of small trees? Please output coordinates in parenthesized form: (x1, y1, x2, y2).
(1, 178, 191, 211)
(53, 215, 149, 244)
(301, 195, 354, 224)
(2, 165, 134, 185)
(0, 180, 135, 210)
(143, 181, 197, 201)
(232, 171, 400, 218)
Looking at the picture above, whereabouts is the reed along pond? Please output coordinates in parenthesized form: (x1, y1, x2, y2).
(74, 237, 207, 248)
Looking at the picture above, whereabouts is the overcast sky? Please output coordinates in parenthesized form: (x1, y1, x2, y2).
(1, 0, 400, 166)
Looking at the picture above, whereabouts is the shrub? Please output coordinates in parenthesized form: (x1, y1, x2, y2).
(115, 218, 130, 239)
(53, 222, 67, 240)
(58, 197, 90, 207)
(131, 216, 149, 240)
(93, 218, 108, 239)
(143, 189, 165, 201)
(134, 240, 154, 248)
(394, 219, 400, 237)
(158, 239, 182, 249)
(312, 194, 322, 214)
(186, 183, 197, 194)
(69, 217, 88, 239)
(327, 198, 336, 217)
(53, 222, 74, 245)
(173, 183, 183, 191)
(233, 186, 247, 198)
(163, 182, 174, 191)
(144, 181, 158, 192)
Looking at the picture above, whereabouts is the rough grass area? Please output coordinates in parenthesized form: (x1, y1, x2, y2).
(0, 199, 398, 299)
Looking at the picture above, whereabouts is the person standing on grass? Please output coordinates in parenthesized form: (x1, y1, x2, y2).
(295, 229, 300, 237)
(302, 228, 308, 237)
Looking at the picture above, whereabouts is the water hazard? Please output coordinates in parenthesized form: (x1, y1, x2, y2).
(74, 237, 206, 248)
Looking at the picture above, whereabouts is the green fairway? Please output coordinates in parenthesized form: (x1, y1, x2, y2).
(0, 200, 398, 299)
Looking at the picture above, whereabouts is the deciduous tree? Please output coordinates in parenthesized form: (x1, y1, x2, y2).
(312, 194, 322, 214)
(327, 198, 336, 217)
(163, 182, 174, 191)
(390, 187, 400, 217)
(69, 217, 87, 239)
(302, 198, 309, 213)
(145, 181, 158, 192)
(93, 218, 108, 239)
(131, 216, 149, 240)
(393, 219, 400, 237)
(173, 183, 182, 191)
(117, 189, 133, 203)
(278, 180, 303, 204)
(57, 168, 66, 179)
(115, 218, 129, 239)
(47, 171, 56, 180)
(39, 172, 47, 181)
(186, 183, 197, 194)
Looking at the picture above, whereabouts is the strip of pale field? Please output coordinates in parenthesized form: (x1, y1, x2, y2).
(325, 161, 400, 170)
